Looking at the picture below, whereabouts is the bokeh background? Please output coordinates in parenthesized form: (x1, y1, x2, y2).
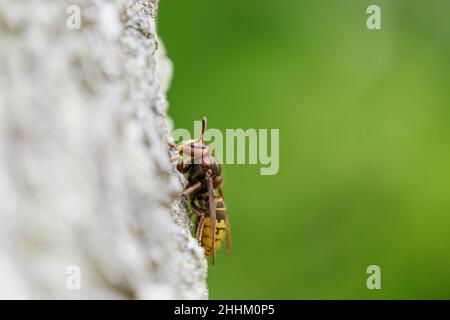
(158, 0, 450, 299)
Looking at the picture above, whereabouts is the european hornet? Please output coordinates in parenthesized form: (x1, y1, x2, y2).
(168, 117, 231, 264)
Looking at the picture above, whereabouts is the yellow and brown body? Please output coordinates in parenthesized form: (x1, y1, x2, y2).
(168, 117, 231, 264)
(200, 199, 228, 256)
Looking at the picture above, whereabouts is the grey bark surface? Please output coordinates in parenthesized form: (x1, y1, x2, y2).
(0, 0, 208, 299)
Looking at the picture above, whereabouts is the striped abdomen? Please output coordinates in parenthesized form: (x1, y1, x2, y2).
(201, 198, 227, 256)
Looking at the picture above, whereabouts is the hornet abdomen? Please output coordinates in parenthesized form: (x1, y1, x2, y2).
(201, 198, 227, 256)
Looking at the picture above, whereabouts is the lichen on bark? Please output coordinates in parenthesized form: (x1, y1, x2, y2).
(0, 0, 207, 299)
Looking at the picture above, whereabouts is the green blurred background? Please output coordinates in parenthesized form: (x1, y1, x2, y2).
(158, 0, 450, 299)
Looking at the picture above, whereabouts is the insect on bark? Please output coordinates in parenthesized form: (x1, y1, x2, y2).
(168, 117, 231, 264)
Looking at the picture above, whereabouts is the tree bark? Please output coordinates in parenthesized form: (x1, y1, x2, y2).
(0, 0, 208, 299)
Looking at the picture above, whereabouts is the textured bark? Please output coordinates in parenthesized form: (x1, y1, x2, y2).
(0, 0, 207, 299)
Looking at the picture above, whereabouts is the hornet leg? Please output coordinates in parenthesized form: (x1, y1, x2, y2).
(178, 181, 202, 198)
